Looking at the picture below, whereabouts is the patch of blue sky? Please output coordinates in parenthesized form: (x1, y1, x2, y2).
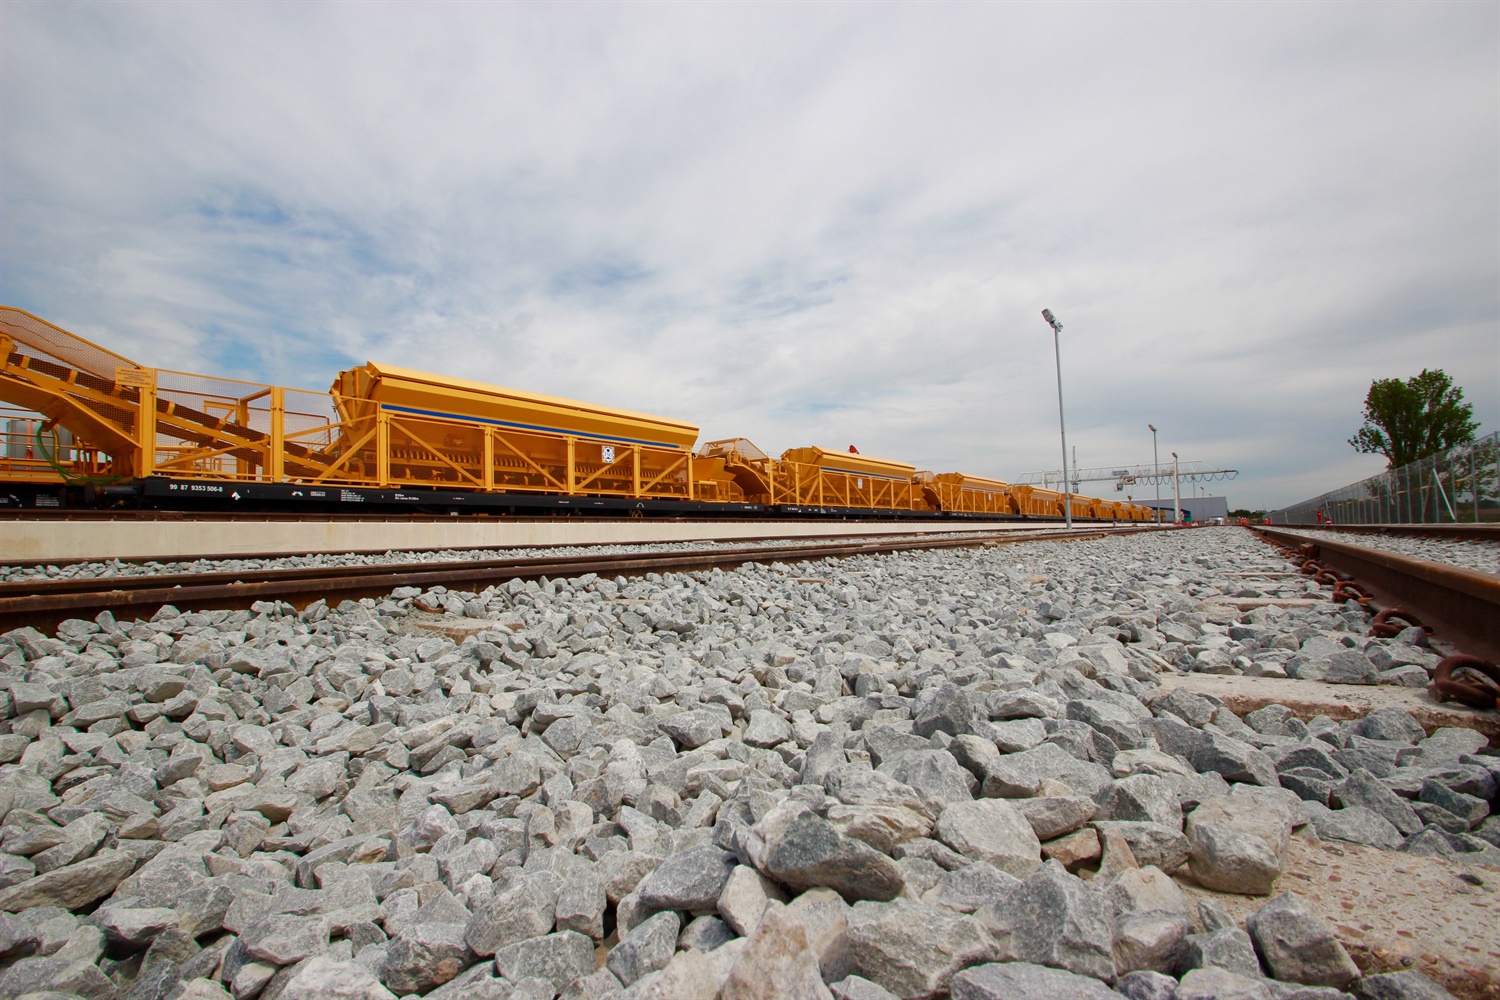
(548, 257, 655, 299)
(233, 241, 303, 272)
(201, 320, 355, 388)
(193, 189, 295, 229)
(0, 224, 75, 314)
(905, 200, 1014, 253)
(188, 187, 406, 286)
(336, 234, 403, 279)
(724, 267, 847, 323)
(202, 328, 274, 381)
(0, 280, 55, 320)
(783, 400, 848, 416)
(820, 183, 925, 244)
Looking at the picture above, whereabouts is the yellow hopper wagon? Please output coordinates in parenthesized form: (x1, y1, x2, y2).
(775, 447, 923, 512)
(1007, 486, 1052, 517)
(327, 362, 707, 502)
(695, 441, 923, 514)
(919, 472, 1020, 516)
(1065, 494, 1094, 520)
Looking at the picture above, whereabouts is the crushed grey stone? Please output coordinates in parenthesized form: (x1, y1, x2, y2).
(0, 527, 1491, 999)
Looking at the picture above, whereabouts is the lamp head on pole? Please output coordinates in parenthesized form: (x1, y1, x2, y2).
(1041, 308, 1062, 333)
(1148, 424, 1156, 433)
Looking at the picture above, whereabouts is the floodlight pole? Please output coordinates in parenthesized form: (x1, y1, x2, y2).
(1149, 424, 1160, 525)
(1172, 451, 1181, 524)
(1041, 309, 1071, 528)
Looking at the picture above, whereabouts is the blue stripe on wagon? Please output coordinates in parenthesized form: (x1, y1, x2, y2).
(380, 404, 686, 450)
(815, 466, 909, 481)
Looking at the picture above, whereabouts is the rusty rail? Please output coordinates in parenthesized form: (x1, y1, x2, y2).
(1255, 526, 1500, 665)
(0, 525, 1153, 634)
(1289, 523, 1500, 542)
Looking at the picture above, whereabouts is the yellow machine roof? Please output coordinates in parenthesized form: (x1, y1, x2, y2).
(934, 472, 1011, 491)
(781, 446, 917, 479)
(339, 361, 700, 449)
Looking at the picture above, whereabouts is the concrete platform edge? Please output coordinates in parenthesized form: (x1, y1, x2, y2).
(2, 518, 1040, 563)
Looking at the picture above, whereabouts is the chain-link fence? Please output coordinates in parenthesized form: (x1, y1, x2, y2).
(1269, 432, 1499, 524)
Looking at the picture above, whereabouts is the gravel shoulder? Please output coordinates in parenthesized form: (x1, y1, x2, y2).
(1158, 672, 1500, 746)
(1174, 830, 1500, 999)
(1276, 528, 1500, 577)
(0, 526, 1495, 999)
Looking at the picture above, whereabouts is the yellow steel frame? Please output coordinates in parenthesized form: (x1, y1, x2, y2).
(921, 477, 1020, 515)
(1008, 488, 1057, 517)
(0, 335, 343, 484)
(695, 440, 774, 502)
(2, 317, 704, 502)
(0, 408, 115, 483)
(3, 308, 1152, 514)
(767, 460, 921, 510)
(304, 409, 695, 498)
(487, 427, 568, 493)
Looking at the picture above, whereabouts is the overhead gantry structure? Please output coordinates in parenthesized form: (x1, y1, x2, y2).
(1018, 461, 1239, 495)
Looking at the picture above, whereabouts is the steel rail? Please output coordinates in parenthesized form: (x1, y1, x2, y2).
(0, 510, 1044, 521)
(1255, 527, 1500, 664)
(1279, 523, 1500, 542)
(0, 528, 1100, 598)
(0, 525, 1154, 634)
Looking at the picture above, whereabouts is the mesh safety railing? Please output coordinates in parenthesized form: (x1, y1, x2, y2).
(1269, 431, 1499, 525)
(0, 306, 143, 380)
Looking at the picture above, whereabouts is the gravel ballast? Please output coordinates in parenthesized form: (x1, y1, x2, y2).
(0, 527, 1492, 999)
(1274, 528, 1499, 577)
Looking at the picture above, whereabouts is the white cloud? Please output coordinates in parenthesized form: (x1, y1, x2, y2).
(2, 1, 1495, 509)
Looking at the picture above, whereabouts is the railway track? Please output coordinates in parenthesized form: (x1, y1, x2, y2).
(0, 510, 1147, 566)
(1254, 525, 1500, 665)
(0, 517, 1139, 571)
(1272, 522, 1498, 542)
(0, 524, 1151, 634)
(0, 510, 1066, 523)
(0, 512, 596, 528)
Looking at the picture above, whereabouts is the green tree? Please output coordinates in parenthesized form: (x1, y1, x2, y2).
(1349, 369, 1478, 468)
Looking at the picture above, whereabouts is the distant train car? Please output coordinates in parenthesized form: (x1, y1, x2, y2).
(695, 440, 922, 512)
(778, 447, 924, 511)
(1009, 486, 1066, 517)
(918, 472, 1020, 515)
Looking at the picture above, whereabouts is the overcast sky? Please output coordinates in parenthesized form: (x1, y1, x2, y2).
(3, 2, 1495, 510)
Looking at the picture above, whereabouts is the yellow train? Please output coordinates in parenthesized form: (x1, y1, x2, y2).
(0, 306, 1155, 521)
